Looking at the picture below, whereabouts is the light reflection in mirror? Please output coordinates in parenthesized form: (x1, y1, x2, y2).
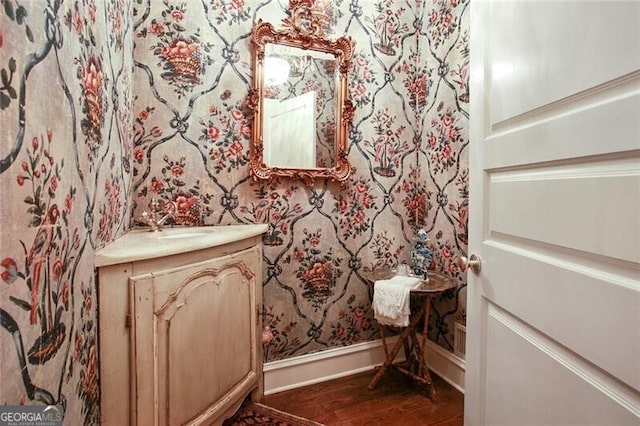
(264, 56, 290, 86)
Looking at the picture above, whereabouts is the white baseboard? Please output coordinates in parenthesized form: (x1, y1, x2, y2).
(263, 337, 405, 395)
(263, 337, 465, 395)
(422, 338, 466, 394)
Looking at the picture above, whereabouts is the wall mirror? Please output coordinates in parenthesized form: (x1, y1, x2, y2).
(247, 19, 354, 186)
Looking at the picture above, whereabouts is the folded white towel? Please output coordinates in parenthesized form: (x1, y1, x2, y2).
(372, 275, 422, 327)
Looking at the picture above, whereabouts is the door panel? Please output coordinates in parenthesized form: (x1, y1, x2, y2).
(467, 1, 640, 424)
(485, 82, 640, 169)
(489, 159, 640, 262)
(483, 242, 639, 391)
(155, 266, 252, 425)
(264, 92, 316, 168)
(130, 248, 259, 426)
(488, 1, 640, 122)
(485, 305, 639, 425)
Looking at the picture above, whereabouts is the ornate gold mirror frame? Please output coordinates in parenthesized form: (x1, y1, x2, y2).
(247, 18, 354, 186)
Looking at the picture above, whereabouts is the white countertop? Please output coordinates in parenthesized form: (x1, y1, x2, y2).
(94, 224, 268, 267)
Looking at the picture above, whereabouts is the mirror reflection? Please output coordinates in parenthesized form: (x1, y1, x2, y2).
(262, 45, 337, 169)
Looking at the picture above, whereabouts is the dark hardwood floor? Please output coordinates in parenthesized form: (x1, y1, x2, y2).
(263, 367, 464, 425)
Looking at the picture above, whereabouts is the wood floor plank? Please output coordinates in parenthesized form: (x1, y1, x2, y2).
(263, 368, 464, 425)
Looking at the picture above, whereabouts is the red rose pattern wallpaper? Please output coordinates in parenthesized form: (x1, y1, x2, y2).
(1, 0, 468, 423)
(1, 0, 134, 422)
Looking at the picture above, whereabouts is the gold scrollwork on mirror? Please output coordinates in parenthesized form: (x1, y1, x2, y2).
(247, 18, 354, 186)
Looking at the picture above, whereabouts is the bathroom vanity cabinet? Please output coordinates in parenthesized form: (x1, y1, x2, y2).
(95, 225, 267, 426)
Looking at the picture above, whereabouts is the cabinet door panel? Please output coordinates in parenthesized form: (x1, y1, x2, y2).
(130, 247, 259, 426)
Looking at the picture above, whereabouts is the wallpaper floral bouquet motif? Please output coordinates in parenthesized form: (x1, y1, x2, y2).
(1, 0, 133, 422)
(1, 0, 468, 423)
(130, 0, 470, 369)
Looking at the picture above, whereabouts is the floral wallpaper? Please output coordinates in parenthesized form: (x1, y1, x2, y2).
(131, 0, 469, 362)
(1, 0, 468, 423)
(1, 0, 133, 423)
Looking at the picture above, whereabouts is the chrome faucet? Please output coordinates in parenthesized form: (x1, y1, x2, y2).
(140, 198, 177, 231)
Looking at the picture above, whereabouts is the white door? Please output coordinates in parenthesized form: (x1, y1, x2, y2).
(264, 91, 316, 168)
(466, 1, 640, 424)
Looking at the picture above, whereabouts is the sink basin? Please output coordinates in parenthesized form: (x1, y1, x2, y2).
(94, 224, 268, 267)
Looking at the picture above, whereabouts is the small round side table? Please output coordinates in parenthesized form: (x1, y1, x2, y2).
(367, 270, 456, 399)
